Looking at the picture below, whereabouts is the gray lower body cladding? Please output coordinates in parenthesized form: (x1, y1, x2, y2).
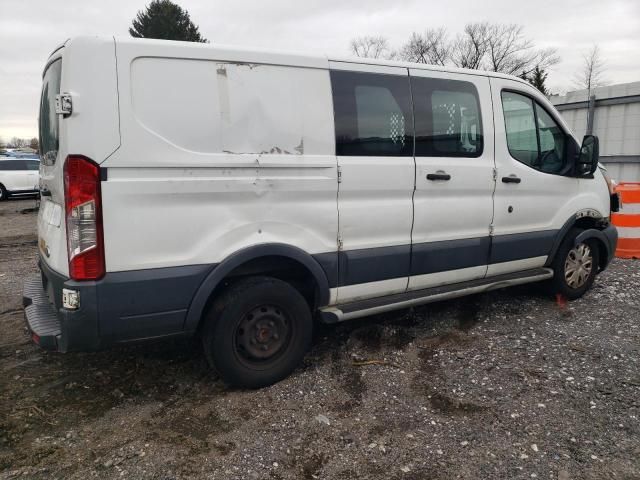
(23, 223, 618, 352)
(23, 260, 212, 352)
(313, 230, 560, 289)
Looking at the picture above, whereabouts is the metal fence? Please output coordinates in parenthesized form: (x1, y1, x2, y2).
(550, 82, 640, 182)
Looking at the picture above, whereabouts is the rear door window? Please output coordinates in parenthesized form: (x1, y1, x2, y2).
(411, 77, 483, 157)
(331, 70, 414, 156)
(39, 59, 62, 165)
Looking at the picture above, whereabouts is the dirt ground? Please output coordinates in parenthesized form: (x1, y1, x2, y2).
(0, 197, 639, 480)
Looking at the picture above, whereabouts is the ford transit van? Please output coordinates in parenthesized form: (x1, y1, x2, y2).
(24, 36, 618, 387)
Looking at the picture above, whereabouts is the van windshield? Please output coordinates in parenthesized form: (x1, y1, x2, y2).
(39, 59, 62, 165)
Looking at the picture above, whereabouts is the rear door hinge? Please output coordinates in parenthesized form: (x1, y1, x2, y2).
(492, 168, 498, 181)
(55, 93, 73, 117)
(489, 225, 494, 236)
(337, 233, 343, 251)
(337, 165, 342, 184)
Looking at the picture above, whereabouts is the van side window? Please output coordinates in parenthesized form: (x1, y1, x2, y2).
(502, 91, 567, 174)
(411, 77, 483, 157)
(331, 71, 413, 156)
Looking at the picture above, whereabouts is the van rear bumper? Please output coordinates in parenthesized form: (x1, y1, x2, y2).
(23, 260, 212, 352)
(23, 276, 62, 350)
(23, 262, 101, 352)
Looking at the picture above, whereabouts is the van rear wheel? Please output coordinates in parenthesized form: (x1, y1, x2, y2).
(202, 276, 312, 388)
(550, 228, 600, 300)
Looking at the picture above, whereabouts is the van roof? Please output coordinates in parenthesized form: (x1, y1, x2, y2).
(327, 55, 531, 87)
(58, 36, 531, 88)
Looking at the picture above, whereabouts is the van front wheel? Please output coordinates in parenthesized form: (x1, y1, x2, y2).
(550, 228, 600, 300)
(202, 276, 312, 388)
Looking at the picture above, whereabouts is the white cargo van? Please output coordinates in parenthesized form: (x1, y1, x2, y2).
(24, 36, 618, 388)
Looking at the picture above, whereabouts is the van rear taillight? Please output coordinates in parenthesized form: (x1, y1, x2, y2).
(63, 155, 105, 280)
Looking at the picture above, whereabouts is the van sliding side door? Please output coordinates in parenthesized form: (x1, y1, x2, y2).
(330, 63, 415, 304)
(407, 69, 495, 290)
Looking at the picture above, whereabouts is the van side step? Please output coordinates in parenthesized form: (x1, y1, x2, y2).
(320, 268, 554, 323)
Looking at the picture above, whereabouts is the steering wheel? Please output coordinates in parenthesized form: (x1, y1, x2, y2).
(539, 149, 561, 173)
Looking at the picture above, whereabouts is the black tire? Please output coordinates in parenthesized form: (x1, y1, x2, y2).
(550, 228, 600, 300)
(0, 184, 7, 201)
(202, 276, 313, 388)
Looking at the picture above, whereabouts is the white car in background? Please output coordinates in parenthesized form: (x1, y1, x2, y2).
(0, 158, 40, 200)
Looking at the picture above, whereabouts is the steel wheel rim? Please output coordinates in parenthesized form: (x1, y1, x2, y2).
(234, 304, 292, 366)
(564, 243, 593, 289)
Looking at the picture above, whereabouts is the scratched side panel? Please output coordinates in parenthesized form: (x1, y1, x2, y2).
(101, 41, 337, 273)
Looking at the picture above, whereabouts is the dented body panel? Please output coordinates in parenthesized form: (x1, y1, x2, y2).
(102, 38, 338, 272)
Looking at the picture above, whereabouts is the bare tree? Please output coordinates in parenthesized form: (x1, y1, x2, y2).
(484, 24, 559, 75)
(450, 22, 490, 70)
(574, 45, 607, 99)
(450, 22, 558, 75)
(8, 137, 28, 148)
(349, 23, 560, 80)
(400, 28, 450, 66)
(350, 35, 394, 59)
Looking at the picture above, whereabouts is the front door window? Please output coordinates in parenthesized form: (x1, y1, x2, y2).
(501, 91, 568, 174)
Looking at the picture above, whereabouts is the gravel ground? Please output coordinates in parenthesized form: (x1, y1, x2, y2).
(0, 198, 639, 480)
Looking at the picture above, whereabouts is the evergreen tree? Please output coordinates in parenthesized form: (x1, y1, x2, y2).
(129, 0, 208, 43)
(527, 66, 549, 95)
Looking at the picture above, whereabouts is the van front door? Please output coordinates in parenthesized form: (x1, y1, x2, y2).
(489, 79, 578, 276)
(408, 69, 495, 290)
(330, 64, 415, 303)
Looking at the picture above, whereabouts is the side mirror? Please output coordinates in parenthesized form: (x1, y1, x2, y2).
(576, 135, 599, 176)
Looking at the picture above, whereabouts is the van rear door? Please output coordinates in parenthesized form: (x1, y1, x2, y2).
(37, 37, 121, 277)
(329, 63, 415, 303)
(37, 56, 67, 275)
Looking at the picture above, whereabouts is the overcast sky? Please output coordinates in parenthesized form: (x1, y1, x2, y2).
(1, 0, 639, 140)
